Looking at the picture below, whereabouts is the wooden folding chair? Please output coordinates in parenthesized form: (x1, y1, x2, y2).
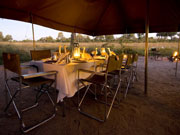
(3, 52, 57, 133)
(78, 56, 122, 122)
(123, 54, 135, 98)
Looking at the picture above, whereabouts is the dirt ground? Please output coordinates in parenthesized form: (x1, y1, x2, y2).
(0, 57, 180, 135)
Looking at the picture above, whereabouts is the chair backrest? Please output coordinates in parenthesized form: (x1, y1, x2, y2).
(133, 54, 138, 62)
(126, 54, 133, 66)
(116, 54, 124, 70)
(30, 50, 51, 60)
(3, 53, 21, 75)
(106, 56, 120, 73)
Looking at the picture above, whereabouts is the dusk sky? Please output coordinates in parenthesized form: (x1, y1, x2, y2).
(0, 18, 156, 41)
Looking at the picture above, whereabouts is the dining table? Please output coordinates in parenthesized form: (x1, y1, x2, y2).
(29, 59, 105, 103)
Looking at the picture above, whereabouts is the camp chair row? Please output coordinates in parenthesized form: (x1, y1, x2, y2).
(77, 53, 138, 122)
(95, 53, 138, 98)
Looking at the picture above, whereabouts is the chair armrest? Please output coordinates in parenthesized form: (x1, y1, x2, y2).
(78, 69, 95, 74)
(22, 71, 57, 79)
(95, 63, 107, 71)
(21, 65, 39, 72)
(78, 69, 107, 77)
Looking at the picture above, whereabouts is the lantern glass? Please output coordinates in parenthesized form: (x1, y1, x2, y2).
(73, 47, 80, 59)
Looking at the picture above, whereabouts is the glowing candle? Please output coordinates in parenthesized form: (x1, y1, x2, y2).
(54, 55, 57, 60)
(123, 54, 127, 59)
(173, 51, 178, 57)
(74, 47, 80, 59)
(101, 48, 106, 56)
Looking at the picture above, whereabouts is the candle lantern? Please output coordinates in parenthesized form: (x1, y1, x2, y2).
(73, 47, 80, 59)
(53, 52, 58, 61)
(101, 48, 106, 56)
(123, 54, 127, 59)
(173, 51, 178, 57)
(173, 51, 179, 61)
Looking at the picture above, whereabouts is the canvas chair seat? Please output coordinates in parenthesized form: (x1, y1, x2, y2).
(80, 73, 113, 85)
(11, 76, 54, 87)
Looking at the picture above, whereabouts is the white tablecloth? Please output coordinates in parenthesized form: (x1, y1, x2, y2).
(29, 60, 104, 102)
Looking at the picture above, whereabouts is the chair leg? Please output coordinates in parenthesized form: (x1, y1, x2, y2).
(78, 84, 106, 122)
(4, 82, 22, 119)
(104, 84, 107, 121)
(106, 79, 121, 119)
(5, 80, 57, 133)
(78, 85, 91, 107)
(124, 68, 133, 98)
(4, 89, 19, 112)
(78, 80, 121, 122)
(22, 89, 57, 133)
(22, 85, 44, 112)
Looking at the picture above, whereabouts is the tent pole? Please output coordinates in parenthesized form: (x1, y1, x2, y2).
(70, 33, 75, 52)
(144, 0, 149, 95)
(175, 38, 180, 76)
(31, 14, 36, 50)
(71, 32, 76, 53)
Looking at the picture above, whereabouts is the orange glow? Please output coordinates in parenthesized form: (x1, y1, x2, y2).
(123, 54, 127, 59)
(101, 48, 106, 56)
(73, 47, 80, 59)
(173, 51, 178, 57)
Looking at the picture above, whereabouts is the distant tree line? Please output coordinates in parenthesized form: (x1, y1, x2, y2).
(0, 31, 180, 43)
(37, 32, 180, 43)
(0, 31, 13, 41)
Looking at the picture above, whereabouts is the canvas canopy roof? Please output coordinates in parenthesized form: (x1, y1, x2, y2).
(0, 0, 180, 36)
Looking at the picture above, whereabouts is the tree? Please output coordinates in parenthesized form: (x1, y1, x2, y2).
(137, 33, 144, 39)
(94, 35, 105, 42)
(177, 32, 180, 38)
(38, 36, 54, 42)
(105, 35, 114, 42)
(76, 33, 84, 42)
(156, 32, 168, 39)
(45, 36, 54, 42)
(84, 35, 91, 42)
(126, 34, 135, 40)
(3, 35, 13, 41)
(56, 32, 65, 42)
(0, 32, 4, 41)
(167, 32, 177, 40)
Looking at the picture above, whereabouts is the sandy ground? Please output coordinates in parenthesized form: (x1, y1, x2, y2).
(0, 57, 180, 135)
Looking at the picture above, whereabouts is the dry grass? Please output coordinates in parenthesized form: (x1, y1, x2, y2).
(0, 42, 179, 64)
(0, 42, 178, 49)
